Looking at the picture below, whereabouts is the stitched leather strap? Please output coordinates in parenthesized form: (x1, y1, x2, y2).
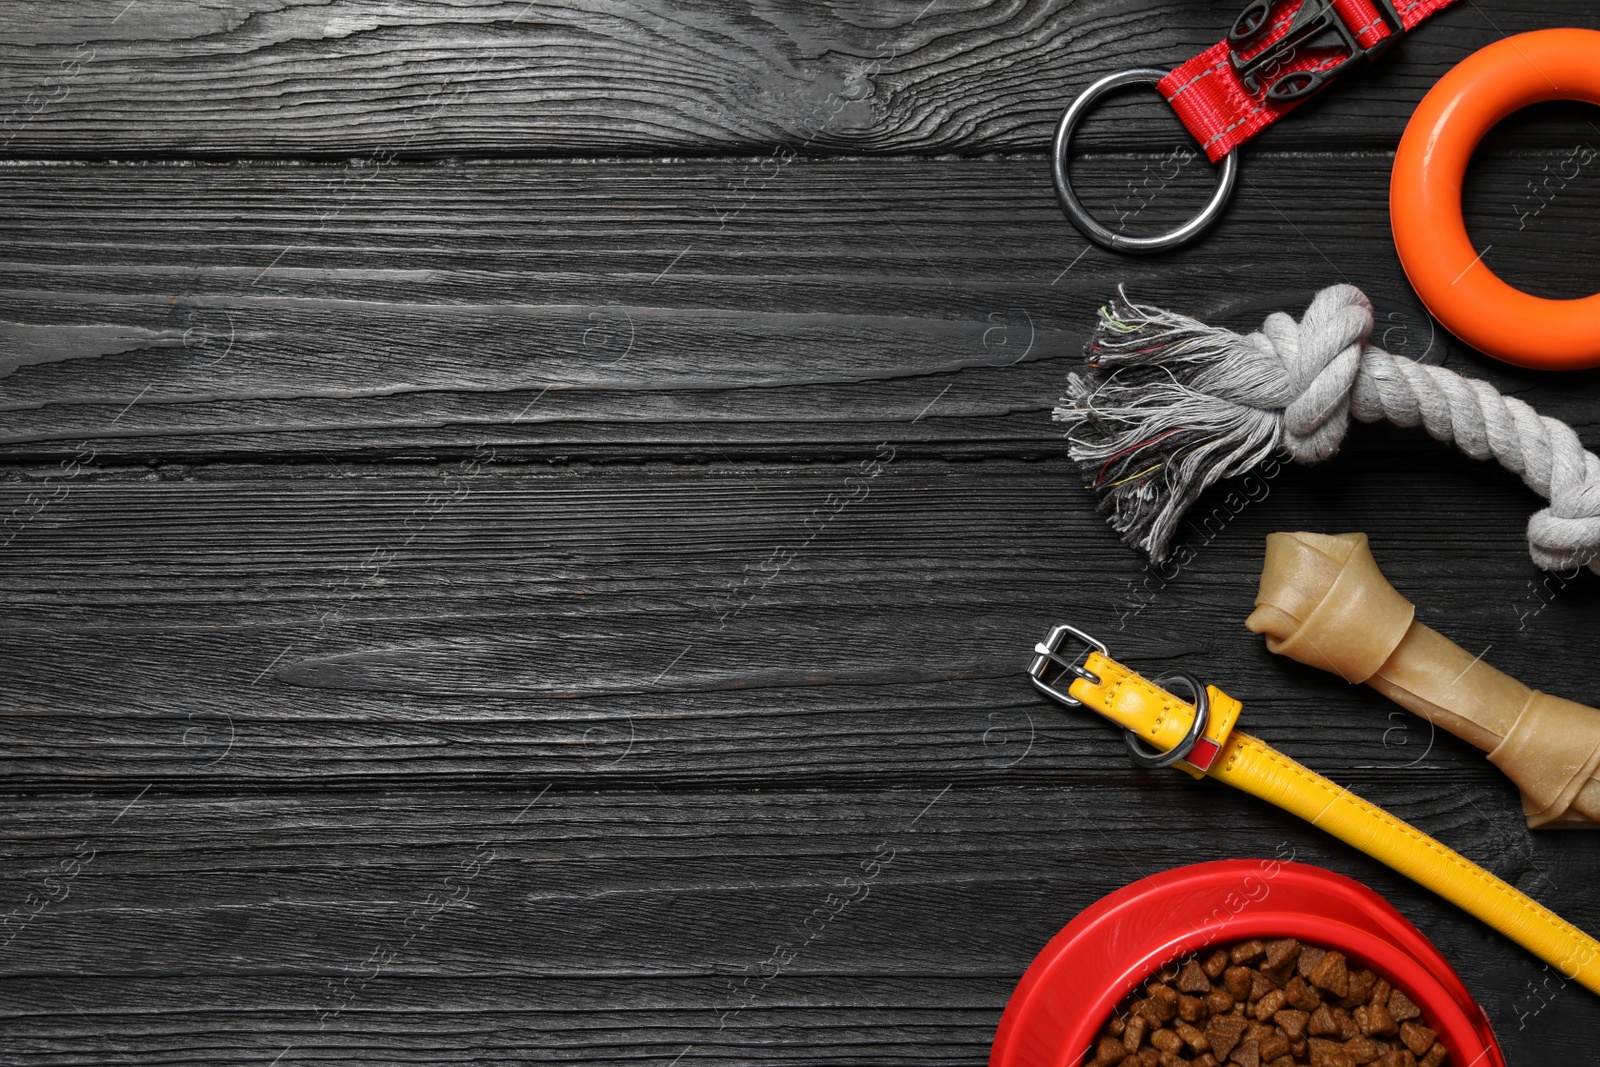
(1068, 651, 1600, 995)
(1161, 0, 1459, 162)
(1073, 652, 1243, 778)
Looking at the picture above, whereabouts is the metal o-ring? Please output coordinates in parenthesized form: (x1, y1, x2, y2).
(1123, 671, 1211, 769)
(1051, 68, 1239, 254)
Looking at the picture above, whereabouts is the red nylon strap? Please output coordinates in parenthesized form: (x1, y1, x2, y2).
(1160, 0, 1458, 162)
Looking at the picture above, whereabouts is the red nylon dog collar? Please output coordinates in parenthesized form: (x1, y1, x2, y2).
(1055, 0, 1462, 252)
(1162, 0, 1459, 163)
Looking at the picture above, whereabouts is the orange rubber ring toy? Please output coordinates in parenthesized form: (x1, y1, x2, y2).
(1392, 28, 1600, 371)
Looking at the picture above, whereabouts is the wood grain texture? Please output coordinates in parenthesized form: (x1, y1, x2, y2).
(2, 786, 1598, 1064)
(0, 0, 1595, 159)
(6, 1, 1600, 1064)
(3, 451, 1600, 788)
(4, 149, 1600, 463)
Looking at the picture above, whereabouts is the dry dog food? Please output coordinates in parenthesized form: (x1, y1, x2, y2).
(1085, 938, 1448, 1067)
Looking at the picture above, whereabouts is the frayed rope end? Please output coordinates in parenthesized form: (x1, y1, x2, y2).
(1056, 292, 1286, 562)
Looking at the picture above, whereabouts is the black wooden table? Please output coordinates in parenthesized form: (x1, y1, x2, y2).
(4, 1, 1600, 1063)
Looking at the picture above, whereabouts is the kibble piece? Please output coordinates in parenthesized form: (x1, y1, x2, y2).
(1195, 1055, 1219, 1067)
(1344, 969, 1377, 1008)
(1151, 1028, 1183, 1054)
(1367, 979, 1391, 1011)
(1307, 1037, 1355, 1067)
(1270, 1059, 1296, 1067)
(1355, 1002, 1398, 1038)
(1180, 993, 1207, 1021)
(1207, 990, 1236, 1015)
(1124, 1012, 1149, 1052)
(1286, 976, 1322, 1011)
(1250, 971, 1278, 1001)
(1419, 1045, 1447, 1067)
(1332, 1007, 1360, 1042)
(1376, 1051, 1416, 1067)
(1298, 946, 1327, 980)
(1108, 1014, 1126, 1037)
(1176, 1021, 1209, 1053)
(1387, 988, 1422, 1022)
(1263, 939, 1302, 982)
(1308, 951, 1351, 998)
(1158, 1052, 1187, 1067)
(1143, 985, 1180, 1024)
(1231, 939, 1267, 965)
(1258, 1030, 1291, 1061)
(1274, 1008, 1310, 1040)
(1398, 1021, 1437, 1057)
(1342, 1035, 1384, 1064)
(1088, 1035, 1124, 1067)
(1254, 989, 1288, 1020)
(1204, 950, 1231, 979)
(1224, 966, 1255, 1001)
(1179, 958, 1214, 994)
(1207, 1014, 1250, 1060)
(1308, 1005, 1340, 1036)
(1231, 1038, 1261, 1067)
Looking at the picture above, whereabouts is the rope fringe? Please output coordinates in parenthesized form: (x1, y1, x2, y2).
(1056, 285, 1600, 573)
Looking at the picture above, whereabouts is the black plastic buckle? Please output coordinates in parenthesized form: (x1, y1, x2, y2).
(1228, 0, 1405, 104)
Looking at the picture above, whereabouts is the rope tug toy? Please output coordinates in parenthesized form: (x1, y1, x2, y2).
(1056, 285, 1600, 572)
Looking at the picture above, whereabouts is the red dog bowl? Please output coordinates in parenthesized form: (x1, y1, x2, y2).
(990, 860, 1504, 1067)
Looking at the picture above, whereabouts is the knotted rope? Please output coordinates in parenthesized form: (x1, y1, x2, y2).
(1057, 284, 1600, 572)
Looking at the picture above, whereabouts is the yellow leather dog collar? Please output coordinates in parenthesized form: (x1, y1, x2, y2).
(1029, 625, 1600, 997)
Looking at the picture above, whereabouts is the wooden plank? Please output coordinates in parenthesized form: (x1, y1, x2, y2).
(1, 786, 1597, 1064)
(3, 453, 1597, 786)
(6, 7, 1600, 1063)
(0, 0, 1594, 158)
(4, 151, 1599, 462)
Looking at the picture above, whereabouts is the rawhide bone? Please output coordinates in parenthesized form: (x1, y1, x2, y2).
(1247, 531, 1600, 829)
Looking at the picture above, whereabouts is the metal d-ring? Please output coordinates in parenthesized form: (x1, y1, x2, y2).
(1123, 670, 1211, 769)
(1051, 68, 1239, 254)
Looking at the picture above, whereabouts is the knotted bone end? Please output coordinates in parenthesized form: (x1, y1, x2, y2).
(1489, 691, 1600, 829)
(1245, 532, 1414, 684)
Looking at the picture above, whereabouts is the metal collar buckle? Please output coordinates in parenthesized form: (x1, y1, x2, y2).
(1028, 624, 1106, 707)
(1029, 625, 1217, 772)
(1229, 0, 1405, 104)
